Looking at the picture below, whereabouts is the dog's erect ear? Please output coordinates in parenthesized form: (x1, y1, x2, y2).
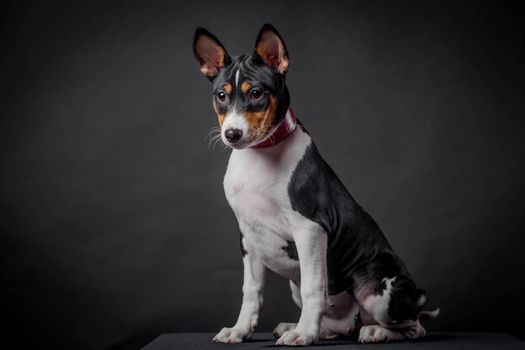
(193, 28, 231, 80)
(254, 24, 289, 74)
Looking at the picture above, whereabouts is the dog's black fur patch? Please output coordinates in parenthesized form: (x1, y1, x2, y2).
(288, 142, 422, 303)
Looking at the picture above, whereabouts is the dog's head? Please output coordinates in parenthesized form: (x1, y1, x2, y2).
(193, 24, 290, 149)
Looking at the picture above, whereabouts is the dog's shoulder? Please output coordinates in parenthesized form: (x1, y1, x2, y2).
(287, 137, 358, 233)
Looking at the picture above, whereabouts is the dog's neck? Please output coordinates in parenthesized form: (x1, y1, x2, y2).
(251, 108, 297, 148)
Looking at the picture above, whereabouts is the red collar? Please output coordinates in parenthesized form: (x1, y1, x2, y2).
(252, 108, 297, 148)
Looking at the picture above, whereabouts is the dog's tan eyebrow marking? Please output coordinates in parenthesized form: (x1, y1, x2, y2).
(223, 83, 233, 94)
(241, 82, 251, 93)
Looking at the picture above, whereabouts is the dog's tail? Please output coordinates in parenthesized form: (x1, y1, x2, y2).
(418, 307, 440, 322)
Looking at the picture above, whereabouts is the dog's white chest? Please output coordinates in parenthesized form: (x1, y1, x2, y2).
(223, 127, 311, 277)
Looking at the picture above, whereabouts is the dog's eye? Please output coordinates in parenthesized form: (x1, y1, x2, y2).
(216, 91, 227, 103)
(250, 89, 263, 100)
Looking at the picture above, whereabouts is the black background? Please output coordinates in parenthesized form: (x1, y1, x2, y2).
(2, 1, 524, 349)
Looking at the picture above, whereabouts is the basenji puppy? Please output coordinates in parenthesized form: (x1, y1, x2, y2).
(193, 24, 439, 346)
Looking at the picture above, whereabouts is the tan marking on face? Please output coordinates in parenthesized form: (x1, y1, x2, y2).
(213, 99, 225, 126)
(243, 95, 277, 140)
(241, 82, 251, 94)
(223, 83, 232, 94)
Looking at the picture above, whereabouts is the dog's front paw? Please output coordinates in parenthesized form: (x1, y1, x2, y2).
(275, 329, 318, 346)
(358, 325, 389, 343)
(212, 327, 250, 343)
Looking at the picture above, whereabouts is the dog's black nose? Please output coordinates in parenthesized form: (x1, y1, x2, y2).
(225, 128, 243, 143)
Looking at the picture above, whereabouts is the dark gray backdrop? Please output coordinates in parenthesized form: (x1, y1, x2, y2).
(2, 1, 524, 349)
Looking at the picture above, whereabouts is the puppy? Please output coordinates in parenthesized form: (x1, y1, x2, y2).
(193, 24, 439, 346)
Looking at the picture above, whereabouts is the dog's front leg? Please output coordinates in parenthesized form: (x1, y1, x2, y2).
(213, 251, 266, 343)
(276, 225, 327, 346)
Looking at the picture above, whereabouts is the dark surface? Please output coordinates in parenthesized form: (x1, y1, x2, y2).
(2, 1, 525, 350)
(142, 333, 525, 350)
